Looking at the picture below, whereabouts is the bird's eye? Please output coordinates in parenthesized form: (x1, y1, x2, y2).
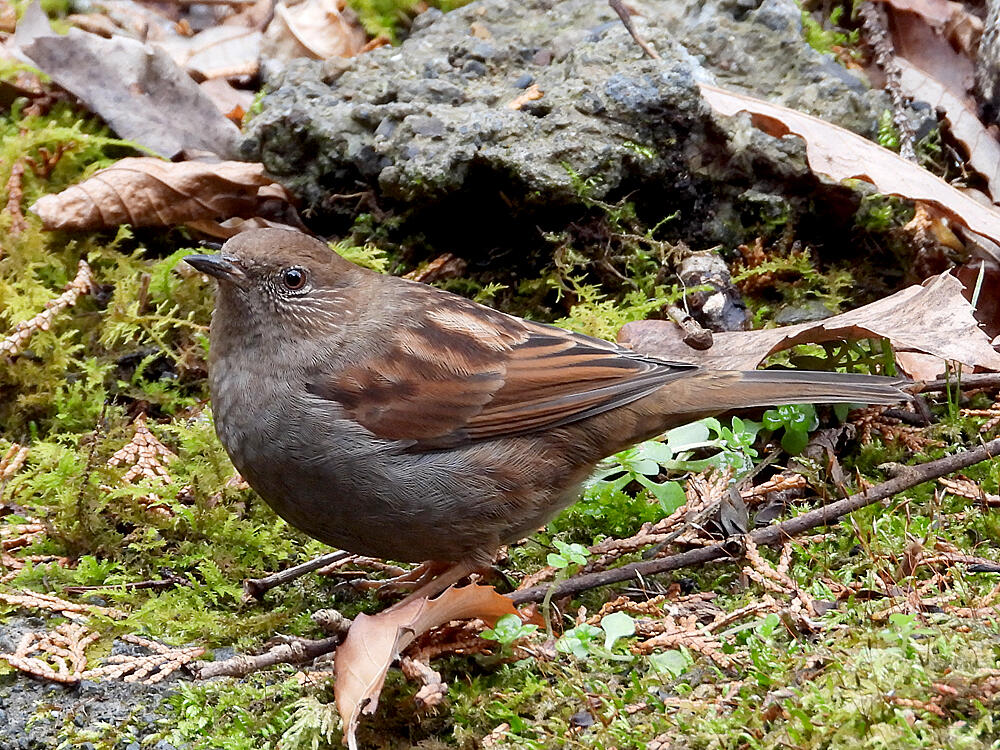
(282, 267, 307, 291)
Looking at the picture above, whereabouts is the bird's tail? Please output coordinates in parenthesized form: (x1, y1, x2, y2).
(649, 369, 910, 423)
(722, 369, 911, 408)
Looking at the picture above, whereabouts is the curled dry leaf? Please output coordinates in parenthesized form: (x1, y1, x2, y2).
(157, 26, 262, 81)
(334, 584, 520, 750)
(698, 83, 1000, 245)
(619, 272, 1000, 375)
(874, 0, 984, 55)
(30, 158, 294, 231)
(263, 0, 365, 63)
(890, 49, 1000, 201)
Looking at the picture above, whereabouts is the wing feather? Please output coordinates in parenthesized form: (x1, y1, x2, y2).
(307, 284, 698, 449)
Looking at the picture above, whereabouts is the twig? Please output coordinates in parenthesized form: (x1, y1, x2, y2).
(63, 571, 188, 595)
(608, 0, 660, 60)
(192, 635, 343, 679)
(242, 550, 352, 601)
(509, 437, 1000, 604)
(663, 304, 713, 350)
(858, 1, 916, 161)
(919, 373, 1000, 393)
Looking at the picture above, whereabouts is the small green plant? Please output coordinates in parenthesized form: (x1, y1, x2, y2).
(555, 611, 638, 658)
(877, 109, 901, 151)
(879, 613, 935, 659)
(801, 5, 860, 59)
(648, 648, 693, 677)
(546, 539, 589, 569)
(481, 613, 539, 648)
(763, 403, 819, 455)
(556, 623, 603, 659)
(599, 611, 636, 650)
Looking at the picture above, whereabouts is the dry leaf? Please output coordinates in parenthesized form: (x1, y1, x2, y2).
(619, 272, 1000, 375)
(875, 0, 984, 55)
(262, 0, 365, 62)
(334, 584, 519, 750)
(698, 83, 1000, 246)
(886, 4, 976, 95)
(29, 158, 294, 231)
(14, 2, 240, 159)
(199, 78, 256, 122)
(895, 58, 1000, 201)
(156, 26, 262, 80)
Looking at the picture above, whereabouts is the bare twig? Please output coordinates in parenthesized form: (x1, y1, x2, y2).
(509, 437, 1000, 604)
(192, 635, 343, 679)
(242, 550, 352, 601)
(919, 373, 1000, 394)
(63, 571, 188, 595)
(608, 0, 660, 60)
(858, 1, 916, 160)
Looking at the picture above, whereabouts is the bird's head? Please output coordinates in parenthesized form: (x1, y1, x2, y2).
(186, 229, 362, 334)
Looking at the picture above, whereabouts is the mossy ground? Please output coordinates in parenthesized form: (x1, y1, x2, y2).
(2, 11, 1000, 750)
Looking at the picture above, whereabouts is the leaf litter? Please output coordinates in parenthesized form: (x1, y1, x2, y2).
(620, 271, 1000, 376)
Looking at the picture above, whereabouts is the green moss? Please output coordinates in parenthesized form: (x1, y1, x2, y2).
(3, 50, 1000, 750)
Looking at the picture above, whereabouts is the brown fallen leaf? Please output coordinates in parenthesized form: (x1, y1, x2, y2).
(875, 0, 984, 56)
(14, 2, 240, 159)
(895, 60, 998, 197)
(618, 272, 1000, 375)
(698, 83, 1000, 246)
(334, 584, 520, 750)
(199, 78, 256, 122)
(29, 157, 295, 231)
(262, 0, 366, 63)
(156, 25, 262, 81)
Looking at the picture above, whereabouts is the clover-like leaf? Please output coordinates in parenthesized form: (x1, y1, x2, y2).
(556, 624, 602, 659)
(599, 611, 636, 650)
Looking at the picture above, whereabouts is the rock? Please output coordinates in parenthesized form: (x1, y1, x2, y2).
(977, 0, 1000, 124)
(0, 617, 179, 750)
(244, 0, 896, 253)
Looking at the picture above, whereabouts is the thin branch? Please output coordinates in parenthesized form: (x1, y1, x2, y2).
(509, 437, 1000, 604)
(192, 635, 342, 679)
(919, 373, 1000, 393)
(608, 0, 660, 60)
(858, 1, 916, 161)
(242, 550, 352, 601)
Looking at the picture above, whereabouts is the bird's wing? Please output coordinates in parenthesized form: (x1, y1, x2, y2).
(306, 283, 698, 449)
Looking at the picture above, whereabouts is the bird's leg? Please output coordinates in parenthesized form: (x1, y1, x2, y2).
(362, 560, 451, 596)
(385, 559, 489, 611)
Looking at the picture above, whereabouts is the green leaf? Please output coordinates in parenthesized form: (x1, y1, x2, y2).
(636, 477, 686, 513)
(780, 426, 810, 455)
(556, 624, 602, 659)
(600, 611, 636, 650)
(649, 649, 690, 677)
(665, 421, 711, 450)
(481, 613, 537, 646)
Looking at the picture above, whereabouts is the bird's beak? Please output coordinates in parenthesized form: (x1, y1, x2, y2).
(185, 254, 248, 289)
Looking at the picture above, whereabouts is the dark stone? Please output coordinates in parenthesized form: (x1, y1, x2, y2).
(244, 0, 902, 256)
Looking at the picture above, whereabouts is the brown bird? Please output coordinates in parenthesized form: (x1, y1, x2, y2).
(186, 229, 907, 600)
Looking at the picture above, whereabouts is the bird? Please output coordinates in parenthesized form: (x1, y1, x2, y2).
(186, 228, 908, 602)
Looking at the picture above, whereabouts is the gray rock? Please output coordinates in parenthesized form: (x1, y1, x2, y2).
(0, 618, 179, 749)
(244, 0, 895, 251)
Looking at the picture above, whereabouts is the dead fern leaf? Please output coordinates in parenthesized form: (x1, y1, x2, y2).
(0, 260, 94, 357)
(107, 413, 176, 484)
(0, 622, 99, 683)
